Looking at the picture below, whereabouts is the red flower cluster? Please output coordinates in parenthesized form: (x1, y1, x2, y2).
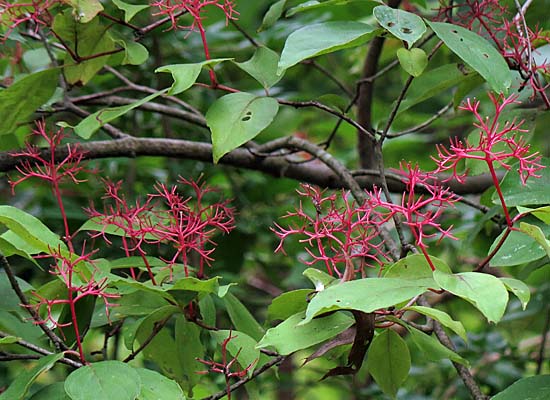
(86, 177, 234, 282)
(0, 0, 58, 40)
(273, 184, 389, 281)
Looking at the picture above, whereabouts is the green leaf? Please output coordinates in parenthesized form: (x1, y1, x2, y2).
(207, 92, 279, 163)
(0, 353, 63, 400)
(223, 292, 265, 341)
(0, 336, 18, 344)
(0, 230, 42, 263)
(517, 205, 550, 224)
(404, 305, 467, 342)
(397, 47, 428, 77)
(211, 330, 260, 375)
(127, 305, 179, 350)
(73, 90, 166, 138)
(174, 315, 204, 392)
(64, 0, 103, 23)
(433, 270, 509, 323)
(406, 326, 469, 366)
(500, 277, 530, 310)
(53, 11, 116, 85)
(0, 206, 67, 256)
(426, 21, 511, 93)
(492, 375, 550, 400)
(267, 289, 311, 321)
(494, 160, 550, 206)
(0, 69, 58, 136)
(257, 311, 354, 355)
(116, 39, 148, 65)
(489, 221, 550, 266)
(65, 361, 141, 400)
(135, 368, 185, 400)
(257, 0, 288, 32)
(303, 267, 337, 290)
(287, 0, 378, 16)
(112, 0, 149, 23)
(28, 382, 70, 400)
(374, 5, 426, 47)
(156, 59, 231, 95)
(519, 221, 550, 259)
(278, 21, 378, 73)
(234, 46, 283, 89)
(303, 277, 434, 324)
(384, 254, 452, 280)
(366, 329, 410, 399)
(398, 63, 476, 113)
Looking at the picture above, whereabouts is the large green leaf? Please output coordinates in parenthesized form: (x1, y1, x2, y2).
(426, 21, 511, 93)
(223, 293, 265, 341)
(384, 254, 452, 280)
(135, 368, 186, 400)
(73, 90, 166, 139)
(65, 361, 141, 400)
(492, 375, 550, 399)
(404, 305, 467, 342)
(397, 63, 476, 113)
(374, 5, 426, 47)
(53, 11, 116, 85)
(0, 353, 63, 400)
(267, 289, 311, 321)
(207, 92, 279, 163)
(0, 69, 58, 136)
(0, 206, 67, 255)
(494, 160, 550, 206)
(433, 271, 509, 323)
(277, 21, 378, 73)
(234, 46, 282, 90)
(490, 220, 550, 266)
(366, 329, 410, 399)
(302, 277, 434, 324)
(257, 311, 354, 355)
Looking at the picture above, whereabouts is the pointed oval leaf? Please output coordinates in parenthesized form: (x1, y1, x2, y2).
(234, 46, 282, 89)
(492, 375, 550, 400)
(407, 326, 469, 366)
(135, 368, 186, 400)
(405, 305, 467, 342)
(207, 92, 279, 163)
(500, 277, 531, 310)
(223, 293, 265, 341)
(65, 361, 141, 400)
(303, 277, 434, 324)
(426, 21, 511, 93)
(258, 0, 288, 32)
(433, 271, 509, 323)
(257, 311, 353, 355)
(366, 329, 410, 398)
(112, 0, 149, 23)
(278, 21, 378, 73)
(374, 5, 426, 47)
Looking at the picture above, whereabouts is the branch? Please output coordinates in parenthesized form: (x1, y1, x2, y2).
(122, 316, 171, 363)
(202, 355, 286, 400)
(0, 137, 501, 195)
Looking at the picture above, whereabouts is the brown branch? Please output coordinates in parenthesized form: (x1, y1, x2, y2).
(122, 316, 171, 363)
(0, 253, 68, 351)
(0, 137, 501, 195)
(202, 355, 286, 400)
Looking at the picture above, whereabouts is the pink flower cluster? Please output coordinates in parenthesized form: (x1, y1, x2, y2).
(0, 0, 58, 40)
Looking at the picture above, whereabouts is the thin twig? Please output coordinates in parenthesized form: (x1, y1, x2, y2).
(388, 102, 453, 138)
(536, 307, 550, 374)
(122, 316, 171, 363)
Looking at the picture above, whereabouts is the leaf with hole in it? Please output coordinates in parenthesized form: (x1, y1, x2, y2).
(0, 69, 58, 136)
(234, 47, 282, 89)
(207, 92, 279, 163)
(112, 0, 149, 23)
(0, 353, 64, 400)
(433, 270, 509, 323)
(366, 329, 410, 399)
(257, 311, 354, 355)
(65, 361, 141, 400)
(73, 89, 166, 139)
(426, 21, 511, 93)
(397, 47, 428, 77)
(374, 5, 426, 47)
(278, 21, 378, 73)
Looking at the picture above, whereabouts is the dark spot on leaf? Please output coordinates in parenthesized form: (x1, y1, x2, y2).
(459, 38, 464, 42)
(241, 111, 253, 122)
(451, 29, 458, 34)
(401, 27, 412, 34)
(483, 53, 489, 58)
(387, 21, 395, 27)
(336, 299, 341, 303)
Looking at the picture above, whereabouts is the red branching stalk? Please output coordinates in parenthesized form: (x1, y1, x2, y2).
(273, 184, 389, 281)
(197, 331, 257, 400)
(0, 0, 58, 40)
(433, 93, 544, 227)
(367, 163, 460, 271)
(150, 0, 239, 85)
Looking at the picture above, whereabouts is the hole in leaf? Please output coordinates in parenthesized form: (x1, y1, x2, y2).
(459, 38, 464, 42)
(387, 21, 395, 27)
(451, 29, 458, 33)
(241, 111, 253, 122)
(483, 53, 489, 58)
(401, 27, 412, 34)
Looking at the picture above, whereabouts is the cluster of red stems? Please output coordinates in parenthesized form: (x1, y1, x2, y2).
(1, 0, 547, 391)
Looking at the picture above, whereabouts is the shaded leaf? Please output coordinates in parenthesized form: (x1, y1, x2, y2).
(223, 293, 265, 341)
(112, 0, 149, 23)
(234, 46, 282, 89)
(407, 326, 469, 366)
(267, 289, 311, 321)
(405, 305, 467, 342)
(494, 159, 550, 206)
(135, 368, 186, 400)
(500, 277, 531, 310)
(492, 375, 550, 399)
